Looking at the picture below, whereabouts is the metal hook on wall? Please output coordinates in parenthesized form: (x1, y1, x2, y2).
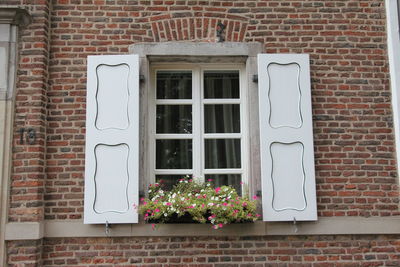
(293, 217, 298, 233)
(105, 221, 111, 237)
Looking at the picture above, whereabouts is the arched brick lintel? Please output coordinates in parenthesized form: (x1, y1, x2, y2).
(149, 15, 249, 42)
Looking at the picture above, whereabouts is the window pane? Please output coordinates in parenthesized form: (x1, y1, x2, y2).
(204, 71, 239, 99)
(157, 105, 192, 134)
(155, 175, 192, 191)
(205, 174, 242, 195)
(157, 71, 192, 99)
(204, 104, 240, 133)
(156, 139, 192, 169)
(205, 139, 241, 169)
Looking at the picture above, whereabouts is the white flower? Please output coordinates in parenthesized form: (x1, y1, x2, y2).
(181, 197, 185, 201)
(172, 193, 176, 198)
(164, 213, 168, 217)
(208, 203, 214, 206)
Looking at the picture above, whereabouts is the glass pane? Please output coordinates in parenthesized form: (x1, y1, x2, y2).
(156, 175, 192, 191)
(204, 104, 240, 133)
(157, 71, 192, 99)
(205, 139, 241, 169)
(157, 105, 192, 134)
(156, 139, 192, 169)
(205, 174, 242, 195)
(204, 71, 239, 99)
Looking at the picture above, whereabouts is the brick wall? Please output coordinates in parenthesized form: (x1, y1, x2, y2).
(34, 0, 399, 221)
(7, 239, 43, 267)
(8, 0, 50, 223)
(5, 0, 400, 265)
(6, 235, 400, 266)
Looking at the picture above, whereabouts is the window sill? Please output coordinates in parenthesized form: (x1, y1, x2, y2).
(5, 217, 400, 240)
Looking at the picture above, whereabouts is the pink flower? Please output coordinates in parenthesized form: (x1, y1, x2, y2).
(215, 187, 221, 193)
(252, 195, 258, 200)
(233, 209, 239, 214)
(242, 202, 248, 207)
(240, 181, 244, 185)
(207, 179, 213, 182)
(140, 197, 145, 202)
(222, 202, 228, 206)
(218, 223, 223, 228)
(201, 204, 205, 208)
(155, 208, 160, 212)
(256, 214, 261, 217)
(165, 202, 172, 206)
(143, 201, 147, 205)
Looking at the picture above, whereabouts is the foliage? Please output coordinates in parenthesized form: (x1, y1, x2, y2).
(138, 177, 260, 229)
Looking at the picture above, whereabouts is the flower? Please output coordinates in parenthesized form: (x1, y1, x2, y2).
(138, 176, 259, 229)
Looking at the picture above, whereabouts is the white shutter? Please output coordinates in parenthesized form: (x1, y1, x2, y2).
(84, 55, 139, 224)
(258, 54, 317, 221)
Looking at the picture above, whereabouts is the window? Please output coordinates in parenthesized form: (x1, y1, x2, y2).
(83, 43, 318, 224)
(149, 64, 248, 194)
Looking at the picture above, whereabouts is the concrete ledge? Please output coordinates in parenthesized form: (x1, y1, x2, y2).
(4, 217, 400, 240)
(130, 42, 263, 57)
(0, 6, 31, 26)
(5, 222, 43, 240)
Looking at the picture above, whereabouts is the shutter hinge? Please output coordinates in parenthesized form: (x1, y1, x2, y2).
(139, 75, 145, 83)
(252, 74, 258, 83)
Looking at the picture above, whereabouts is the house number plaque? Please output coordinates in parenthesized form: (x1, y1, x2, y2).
(18, 127, 36, 145)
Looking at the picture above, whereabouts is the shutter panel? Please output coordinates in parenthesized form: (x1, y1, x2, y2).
(84, 55, 139, 224)
(258, 54, 317, 221)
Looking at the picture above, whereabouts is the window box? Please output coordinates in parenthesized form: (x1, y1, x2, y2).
(139, 177, 259, 229)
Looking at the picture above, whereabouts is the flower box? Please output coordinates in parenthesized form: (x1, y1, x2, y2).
(139, 177, 260, 229)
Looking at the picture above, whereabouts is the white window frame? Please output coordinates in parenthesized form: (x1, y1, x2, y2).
(386, 0, 400, 176)
(130, 42, 263, 199)
(148, 63, 250, 192)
